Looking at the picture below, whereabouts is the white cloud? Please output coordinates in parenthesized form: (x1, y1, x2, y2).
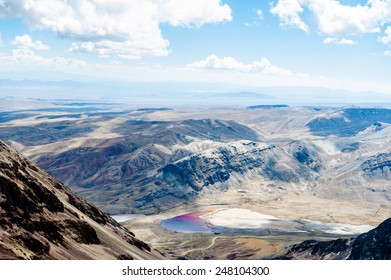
(0, 46, 88, 71)
(252, 57, 292, 76)
(158, 0, 232, 27)
(271, 0, 391, 37)
(188, 55, 292, 76)
(379, 25, 391, 45)
(385, 50, 391, 56)
(323, 37, 357, 45)
(0, 0, 232, 59)
(305, 0, 391, 36)
(0, 48, 389, 93)
(256, 9, 263, 20)
(12, 34, 49, 50)
(189, 55, 247, 71)
(244, 9, 264, 27)
(270, 0, 309, 33)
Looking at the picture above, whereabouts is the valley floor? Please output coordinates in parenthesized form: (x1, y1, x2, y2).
(122, 192, 391, 260)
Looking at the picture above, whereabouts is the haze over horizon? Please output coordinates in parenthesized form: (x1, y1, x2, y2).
(1, 0, 391, 95)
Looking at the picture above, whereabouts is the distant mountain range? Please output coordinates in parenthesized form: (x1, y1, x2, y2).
(1, 106, 391, 216)
(247, 104, 288, 109)
(1, 78, 390, 106)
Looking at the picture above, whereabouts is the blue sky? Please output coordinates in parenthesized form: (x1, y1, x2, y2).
(0, 0, 391, 93)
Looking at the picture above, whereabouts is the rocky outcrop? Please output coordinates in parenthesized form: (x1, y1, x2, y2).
(0, 141, 163, 260)
(127, 141, 316, 214)
(280, 218, 391, 260)
(361, 152, 391, 181)
(161, 142, 314, 190)
(283, 141, 322, 172)
(348, 218, 391, 259)
(307, 108, 391, 137)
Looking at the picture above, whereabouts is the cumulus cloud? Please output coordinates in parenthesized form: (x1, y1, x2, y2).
(190, 55, 248, 71)
(158, 0, 232, 27)
(379, 25, 391, 45)
(1, 34, 55, 70)
(323, 37, 357, 45)
(305, 0, 391, 36)
(385, 50, 391, 56)
(188, 55, 292, 76)
(271, 0, 391, 37)
(12, 34, 49, 50)
(270, 0, 309, 33)
(0, 0, 231, 58)
(0, 47, 88, 71)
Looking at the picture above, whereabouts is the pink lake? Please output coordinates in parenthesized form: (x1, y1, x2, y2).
(161, 210, 216, 233)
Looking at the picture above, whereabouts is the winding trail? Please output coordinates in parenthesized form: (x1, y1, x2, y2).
(183, 236, 220, 256)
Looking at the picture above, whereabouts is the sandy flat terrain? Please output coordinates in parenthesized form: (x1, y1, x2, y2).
(202, 208, 277, 229)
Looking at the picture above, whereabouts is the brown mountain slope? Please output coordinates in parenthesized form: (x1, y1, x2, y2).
(0, 141, 163, 260)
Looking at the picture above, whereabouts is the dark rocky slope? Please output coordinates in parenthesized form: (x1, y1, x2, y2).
(0, 141, 163, 260)
(361, 152, 391, 181)
(307, 108, 391, 137)
(280, 218, 391, 260)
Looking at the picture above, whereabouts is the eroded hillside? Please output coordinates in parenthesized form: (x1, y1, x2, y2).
(0, 141, 163, 260)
